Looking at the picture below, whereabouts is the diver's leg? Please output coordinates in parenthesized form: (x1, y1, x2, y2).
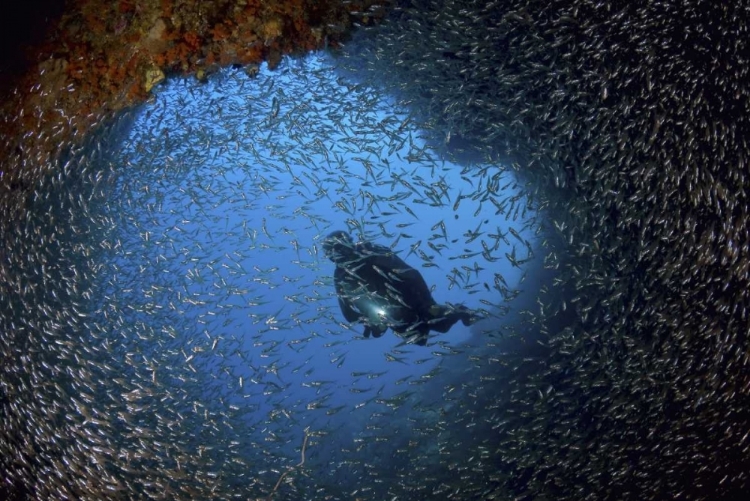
(395, 322, 430, 345)
(455, 304, 478, 326)
(428, 304, 477, 332)
(411, 325, 429, 345)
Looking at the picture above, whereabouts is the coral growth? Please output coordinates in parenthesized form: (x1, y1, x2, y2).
(0, 0, 391, 183)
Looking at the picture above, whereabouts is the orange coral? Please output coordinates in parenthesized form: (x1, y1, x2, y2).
(162, 42, 193, 69)
(183, 31, 201, 51)
(0, 0, 389, 173)
(86, 14, 107, 35)
(161, 0, 173, 19)
(126, 80, 145, 101)
(211, 22, 231, 42)
(238, 45, 263, 65)
(118, 0, 135, 14)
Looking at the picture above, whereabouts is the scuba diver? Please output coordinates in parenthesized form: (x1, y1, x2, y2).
(322, 230, 479, 346)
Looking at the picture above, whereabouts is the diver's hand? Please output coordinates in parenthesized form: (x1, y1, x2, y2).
(363, 325, 385, 339)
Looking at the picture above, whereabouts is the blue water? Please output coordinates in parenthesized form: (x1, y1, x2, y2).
(89, 51, 541, 498)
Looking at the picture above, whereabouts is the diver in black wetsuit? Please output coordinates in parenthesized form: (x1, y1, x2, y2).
(322, 230, 479, 346)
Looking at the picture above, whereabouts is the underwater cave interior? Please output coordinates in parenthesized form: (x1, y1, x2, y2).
(5, 1, 750, 500)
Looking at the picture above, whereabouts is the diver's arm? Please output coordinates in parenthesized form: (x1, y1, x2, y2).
(338, 296, 381, 338)
(363, 325, 386, 338)
(337, 294, 360, 323)
(334, 268, 361, 323)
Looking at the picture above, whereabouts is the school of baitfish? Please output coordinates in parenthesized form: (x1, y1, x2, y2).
(2, 0, 749, 499)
